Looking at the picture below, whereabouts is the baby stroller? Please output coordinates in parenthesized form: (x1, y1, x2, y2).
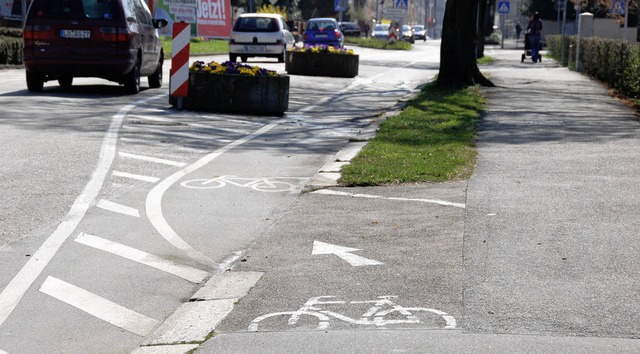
(521, 33, 542, 63)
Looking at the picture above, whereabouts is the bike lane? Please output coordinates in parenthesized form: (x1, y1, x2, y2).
(198, 182, 467, 351)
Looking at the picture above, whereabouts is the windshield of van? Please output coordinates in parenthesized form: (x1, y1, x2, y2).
(29, 0, 119, 20)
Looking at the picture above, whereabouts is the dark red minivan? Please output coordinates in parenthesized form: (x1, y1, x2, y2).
(23, 0, 167, 94)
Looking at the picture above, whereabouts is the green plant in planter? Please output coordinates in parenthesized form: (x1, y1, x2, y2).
(172, 60, 289, 115)
(285, 45, 359, 78)
(288, 44, 356, 55)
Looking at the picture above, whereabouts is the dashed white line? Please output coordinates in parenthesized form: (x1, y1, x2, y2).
(39, 276, 159, 336)
(119, 152, 187, 167)
(112, 171, 160, 183)
(123, 124, 224, 141)
(74, 233, 208, 283)
(312, 189, 466, 209)
(0, 94, 163, 329)
(96, 199, 141, 218)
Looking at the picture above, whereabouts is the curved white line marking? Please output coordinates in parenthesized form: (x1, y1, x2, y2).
(0, 94, 163, 329)
(146, 121, 283, 267)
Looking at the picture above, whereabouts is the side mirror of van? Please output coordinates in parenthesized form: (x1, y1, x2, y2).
(153, 19, 169, 29)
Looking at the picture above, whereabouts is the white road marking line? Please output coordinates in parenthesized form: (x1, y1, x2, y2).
(119, 152, 186, 167)
(0, 348, 8, 354)
(146, 121, 283, 267)
(39, 276, 159, 336)
(312, 189, 466, 209)
(123, 125, 223, 141)
(186, 122, 252, 134)
(74, 233, 208, 284)
(96, 199, 140, 218)
(0, 94, 163, 329)
(112, 171, 159, 183)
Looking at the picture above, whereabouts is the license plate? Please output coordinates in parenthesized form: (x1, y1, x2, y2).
(60, 29, 91, 39)
(315, 34, 328, 38)
(245, 45, 265, 52)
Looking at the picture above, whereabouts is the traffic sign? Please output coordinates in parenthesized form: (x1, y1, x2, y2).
(394, 0, 408, 9)
(383, 7, 406, 21)
(497, 0, 510, 14)
(334, 0, 346, 12)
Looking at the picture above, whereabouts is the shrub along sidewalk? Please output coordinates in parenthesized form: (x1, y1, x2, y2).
(546, 35, 640, 107)
(0, 27, 23, 66)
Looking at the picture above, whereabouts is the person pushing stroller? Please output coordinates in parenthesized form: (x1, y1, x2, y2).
(527, 12, 543, 63)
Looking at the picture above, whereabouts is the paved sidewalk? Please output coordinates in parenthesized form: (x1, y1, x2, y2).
(139, 47, 640, 353)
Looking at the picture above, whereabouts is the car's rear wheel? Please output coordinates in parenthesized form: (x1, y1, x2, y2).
(278, 50, 285, 63)
(229, 54, 237, 62)
(241, 56, 248, 63)
(26, 71, 44, 92)
(124, 58, 141, 94)
(148, 52, 163, 89)
(58, 75, 73, 90)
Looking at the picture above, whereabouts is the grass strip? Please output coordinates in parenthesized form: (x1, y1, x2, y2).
(161, 36, 229, 57)
(345, 37, 413, 50)
(339, 83, 485, 186)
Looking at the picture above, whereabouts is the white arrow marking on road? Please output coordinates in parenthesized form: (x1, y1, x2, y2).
(312, 241, 383, 267)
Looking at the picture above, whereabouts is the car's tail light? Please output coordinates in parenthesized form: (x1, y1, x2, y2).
(98, 27, 131, 42)
(303, 33, 308, 40)
(23, 25, 56, 41)
(275, 39, 284, 46)
(229, 39, 236, 45)
(335, 30, 342, 39)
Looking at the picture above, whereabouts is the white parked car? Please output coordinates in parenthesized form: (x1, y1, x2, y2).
(228, 13, 296, 63)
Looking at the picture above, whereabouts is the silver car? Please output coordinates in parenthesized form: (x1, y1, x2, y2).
(372, 24, 390, 39)
(228, 13, 296, 63)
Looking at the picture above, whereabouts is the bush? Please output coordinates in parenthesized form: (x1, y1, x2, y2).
(0, 27, 22, 38)
(0, 36, 22, 65)
(546, 35, 640, 99)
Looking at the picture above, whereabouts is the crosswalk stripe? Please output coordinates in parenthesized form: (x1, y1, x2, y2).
(119, 152, 186, 167)
(75, 233, 209, 283)
(39, 276, 159, 336)
(96, 199, 140, 217)
(112, 171, 160, 183)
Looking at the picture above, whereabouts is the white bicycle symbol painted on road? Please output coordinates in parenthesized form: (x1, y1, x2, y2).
(180, 175, 309, 193)
(248, 295, 456, 331)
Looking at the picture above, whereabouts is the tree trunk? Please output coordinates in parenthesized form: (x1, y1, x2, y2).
(437, 0, 494, 88)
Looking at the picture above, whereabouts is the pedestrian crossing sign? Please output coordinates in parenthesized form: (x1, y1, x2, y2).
(498, 0, 510, 14)
(394, 0, 408, 9)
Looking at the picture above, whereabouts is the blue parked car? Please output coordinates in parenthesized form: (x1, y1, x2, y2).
(303, 18, 343, 48)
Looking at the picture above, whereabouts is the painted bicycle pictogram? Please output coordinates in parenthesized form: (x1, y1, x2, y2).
(180, 175, 309, 193)
(248, 295, 456, 331)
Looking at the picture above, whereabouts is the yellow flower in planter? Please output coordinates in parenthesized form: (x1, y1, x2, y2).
(189, 61, 280, 76)
(288, 44, 357, 55)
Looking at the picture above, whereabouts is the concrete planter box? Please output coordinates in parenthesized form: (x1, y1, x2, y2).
(170, 72, 290, 115)
(285, 51, 359, 78)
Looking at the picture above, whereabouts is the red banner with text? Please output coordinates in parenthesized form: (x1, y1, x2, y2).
(196, 0, 232, 38)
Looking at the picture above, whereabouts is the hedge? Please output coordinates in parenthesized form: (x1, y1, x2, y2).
(0, 27, 23, 65)
(546, 35, 640, 99)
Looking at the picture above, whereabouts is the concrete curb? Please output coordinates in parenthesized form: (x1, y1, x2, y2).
(131, 272, 263, 354)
